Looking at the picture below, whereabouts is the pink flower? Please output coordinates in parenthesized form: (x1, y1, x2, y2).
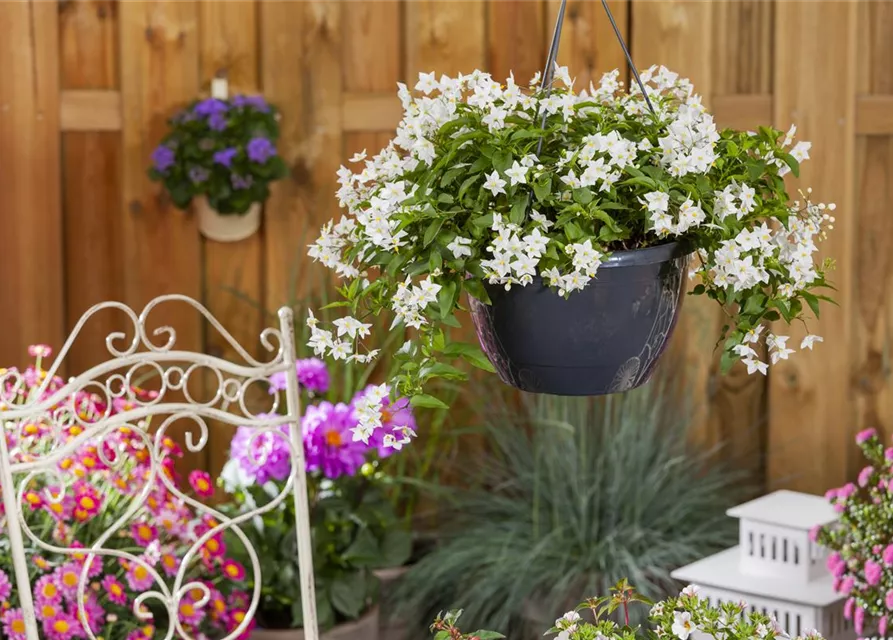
(131, 522, 157, 547)
(178, 596, 207, 627)
(886, 447, 893, 461)
(808, 525, 820, 542)
(52, 563, 82, 597)
(865, 560, 883, 585)
(824, 488, 839, 501)
(880, 616, 888, 637)
(189, 470, 215, 498)
(28, 344, 52, 358)
(839, 482, 857, 499)
(0, 569, 11, 601)
(840, 576, 855, 595)
(160, 552, 181, 577)
(857, 428, 877, 444)
(34, 575, 62, 603)
(855, 606, 865, 634)
(43, 612, 79, 640)
(222, 559, 247, 582)
(887, 589, 893, 610)
(124, 561, 154, 591)
(858, 465, 875, 487)
(828, 553, 847, 578)
(884, 545, 893, 566)
(844, 597, 855, 619)
(1, 609, 27, 640)
(102, 575, 127, 606)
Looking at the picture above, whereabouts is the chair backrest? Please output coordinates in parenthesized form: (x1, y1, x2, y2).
(0, 294, 319, 640)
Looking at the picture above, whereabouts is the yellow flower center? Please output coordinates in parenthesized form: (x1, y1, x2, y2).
(54, 620, 71, 633)
(79, 496, 96, 510)
(12, 620, 25, 633)
(325, 430, 343, 447)
(134, 566, 148, 580)
(63, 571, 78, 587)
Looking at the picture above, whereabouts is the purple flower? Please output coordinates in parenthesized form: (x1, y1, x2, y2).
(247, 137, 276, 163)
(189, 166, 209, 184)
(232, 174, 254, 190)
(152, 145, 175, 172)
(230, 419, 292, 485)
(0, 569, 10, 601)
(352, 384, 416, 458)
(303, 401, 370, 479)
(233, 95, 270, 112)
(268, 358, 330, 396)
(213, 147, 238, 167)
(865, 559, 883, 586)
(194, 98, 228, 117)
(856, 428, 877, 444)
(858, 465, 875, 488)
(208, 111, 227, 131)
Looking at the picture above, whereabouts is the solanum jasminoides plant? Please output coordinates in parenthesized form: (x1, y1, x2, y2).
(815, 428, 893, 636)
(306, 64, 837, 434)
(430, 582, 826, 640)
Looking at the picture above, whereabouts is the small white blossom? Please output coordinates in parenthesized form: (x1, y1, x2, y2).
(801, 334, 823, 350)
(672, 611, 697, 640)
(483, 171, 507, 196)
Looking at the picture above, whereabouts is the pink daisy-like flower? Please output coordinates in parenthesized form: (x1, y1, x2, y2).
(72, 592, 105, 635)
(34, 574, 62, 603)
(189, 470, 215, 498)
(43, 612, 79, 640)
(201, 534, 226, 560)
(221, 559, 246, 582)
(130, 521, 157, 547)
(28, 344, 52, 358)
(160, 553, 181, 577)
(865, 560, 883, 586)
(102, 575, 127, 606)
(1, 608, 27, 640)
(124, 561, 154, 591)
(856, 428, 877, 444)
(0, 569, 11, 601)
(53, 563, 82, 597)
(37, 599, 62, 624)
(178, 596, 207, 627)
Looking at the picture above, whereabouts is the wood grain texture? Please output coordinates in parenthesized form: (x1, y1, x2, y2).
(489, 0, 546, 84)
(631, 1, 720, 453)
(60, 0, 123, 376)
(119, 0, 204, 472)
(0, 0, 63, 367)
(768, 1, 857, 493)
(850, 0, 893, 476)
(547, 0, 628, 89)
(712, 0, 773, 95)
(405, 1, 485, 79)
(200, 0, 264, 486)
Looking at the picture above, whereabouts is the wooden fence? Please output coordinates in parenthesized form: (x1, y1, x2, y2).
(0, 0, 891, 494)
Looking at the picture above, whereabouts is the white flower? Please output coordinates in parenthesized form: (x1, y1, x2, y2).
(349, 149, 366, 163)
(530, 210, 553, 230)
(650, 602, 665, 617)
(642, 191, 670, 214)
(672, 611, 697, 640)
(330, 340, 353, 360)
(504, 161, 528, 186)
(483, 171, 507, 196)
(801, 334, 823, 350)
(447, 235, 473, 259)
(332, 316, 371, 340)
(733, 344, 757, 359)
(791, 140, 812, 162)
(555, 611, 581, 632)
(742, 324, 764, 344)
(743, 358, 769, 375)
(680, 584, 700, 597)
(523, 228, 549, 258)
(415, 71, 438, 94)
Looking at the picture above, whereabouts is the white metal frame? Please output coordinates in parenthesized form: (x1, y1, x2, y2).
(0, 294, 319, 640)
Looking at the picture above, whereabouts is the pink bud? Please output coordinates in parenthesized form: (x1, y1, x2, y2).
(809, 525, 820, 542)
(880, 616, 888, 637)
(857, 428, 877, 443)
(855, 606, 865, 634)
(865, 560, 882, 586)
(840, 577, 855, 595)
(858, 465, 875, 487)
(825, 488, 839, 500)
(834, 503, 846, 513)
(886, 589, 893, 610)
(884, 545, 893, 566)
(886, 447, 893, 461)
(844, 597, 855, 619)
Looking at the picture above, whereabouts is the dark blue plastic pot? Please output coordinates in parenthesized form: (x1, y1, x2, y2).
(468, 242, 690, 396)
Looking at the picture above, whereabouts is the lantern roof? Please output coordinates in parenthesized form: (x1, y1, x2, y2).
(727, 490, 837, 530)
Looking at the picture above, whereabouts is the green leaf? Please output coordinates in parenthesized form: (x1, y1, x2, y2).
(509, 196, 528, 225)
(471, 632, 506, 640)
(564, 221, 583, 241)
(533, 175, 552, 203)
(742, 293, 766, 316)
(330, 572, 367, 619)
(343, 528, 380, 563)
(437, 193, 455, 205)
(727, 141, 739, 156)
(428, 249, 443, 273)
(492, 150, 513, 173)
(464, 278, 492, 304)
(377, 529, 413, 568)
(774, 298, 793, 322)
(573, 188, 593, 205)
(440, 166, 464, 188)
(444, 342, 496, 372)
(423, 219, 445, 247)
(458, 173, 482, 202)
(473, 212, 494, 228)
(410, 394, 450, 410)
(438, 281, 458, 319)
(779, 152, 800, 178)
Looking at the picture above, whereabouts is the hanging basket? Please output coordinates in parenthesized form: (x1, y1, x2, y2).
(468, 242, 690, 396)
(195, 195, 262, 242)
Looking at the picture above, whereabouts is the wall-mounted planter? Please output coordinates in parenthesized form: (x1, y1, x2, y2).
(468, 242, 690, 396)
(195, 195, 261, 242)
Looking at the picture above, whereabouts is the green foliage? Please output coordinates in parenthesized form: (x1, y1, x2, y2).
(393, 378, 748, 637)
(148, 95, 287, 214)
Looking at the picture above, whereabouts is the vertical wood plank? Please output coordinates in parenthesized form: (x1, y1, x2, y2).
(119, 0, 205, 472)
(343, 1, 401, 94)
(631, 1, 720, 452)
(199, 0, 265, 483)
(60, 0, 124, 375)
(0, 1, 63, 367)
(489, 1, 546, 84)
(261, 2, 343, 309)
(768, 1, 857, 493)
(546, 0, 628, 89)
(712, 0, 773, 95)
(405, 1, 485, 79)
(851, 1, 893, 474)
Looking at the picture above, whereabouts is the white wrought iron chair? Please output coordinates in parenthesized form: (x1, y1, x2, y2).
(0, 294, 319, 640)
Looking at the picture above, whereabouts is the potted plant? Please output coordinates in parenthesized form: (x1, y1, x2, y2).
(815, 428, 893, 637)
(392, 374, 746, 637)
(219, 359, 415, 640)
(149, 94, 288, 242)
(0, 346, 241, 640)
(303, 64, 836, 406)
(429, 580, 827, 640)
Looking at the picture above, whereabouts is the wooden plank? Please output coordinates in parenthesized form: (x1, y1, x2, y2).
(631, 1, 719, 452)
(712, 94, 773, 132)
(0, 1, 63, 367)
(199, 0, 266, 489)
(712, 0, 773, 95)
(489, 0, 545, 84)
(261, 2, 343, 309)
(342, 94, 403, 132)
(850, 0, 893, 474)
(768, 1, 857, 493)
(119, 1, 205, 472)
(60, 90, 122, 131)
(59, 0, 123, 377)
(405, 1, 485, 79)
(547, 0, 628, 89)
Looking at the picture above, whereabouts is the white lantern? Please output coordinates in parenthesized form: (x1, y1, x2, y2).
(671, 490, 854, 640)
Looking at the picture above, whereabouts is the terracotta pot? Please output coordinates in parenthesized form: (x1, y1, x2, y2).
(250, 607, 379, 640)
(374, 567, 410, 640)
(195, 195, 261, 242)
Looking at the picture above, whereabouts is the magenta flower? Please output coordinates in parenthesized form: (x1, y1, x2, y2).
(839, 576, 855, 595)
(102, 574, 128, 605)
(887, 589, 893, 609)
(844, 596, 854, 619)
(189, 470, 215, 498)
(1, 609, 27, 640)
(855, 605, 866, 634)
(858, 465, 875, 487)
(43, 612, 79, 640)
(124, 561, 154, 591)
(303, 401, 370, 478)
(857, 428, 877, 443)
(268, 358, 330, 396)
(865, 560, 883, 586)
(34, 574, 62, 603)
(0, 569, 10, 601)
(880, 615, 888, 636)
(884, 545, 893, 566)
(230, 420, 292, 485)
(27, 344, 52, 358)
